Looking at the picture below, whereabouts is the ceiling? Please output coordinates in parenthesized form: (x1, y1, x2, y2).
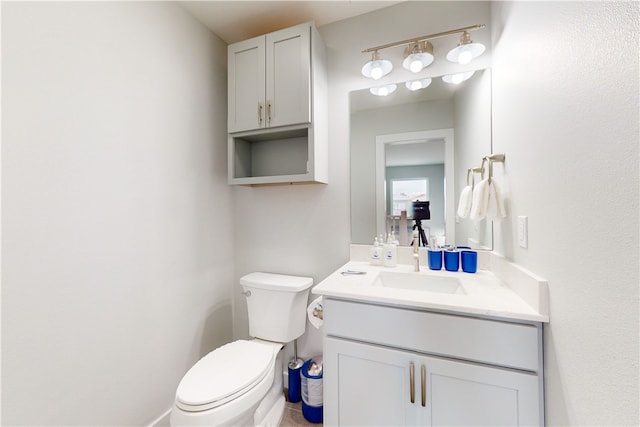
(179, 1, 402, 44)
(386, 140, 445, 167)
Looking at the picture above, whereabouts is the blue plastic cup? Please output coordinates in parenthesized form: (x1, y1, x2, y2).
(461, 250, 478, 273)
(444, 250, 460, 271)
(427, 250, 442, 270)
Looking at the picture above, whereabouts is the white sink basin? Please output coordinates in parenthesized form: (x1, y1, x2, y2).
(373, 271, 466, 295)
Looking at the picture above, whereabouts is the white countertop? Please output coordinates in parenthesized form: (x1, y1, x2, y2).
(312, 260, 549, 323)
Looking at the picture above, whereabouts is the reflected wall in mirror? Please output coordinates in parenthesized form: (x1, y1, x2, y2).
(350, 69, 493, 249)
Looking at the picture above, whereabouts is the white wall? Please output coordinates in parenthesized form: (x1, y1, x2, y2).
(1, 2, 233, 425)
(230, 0, 492, 359)
(491, 2, 639, 425)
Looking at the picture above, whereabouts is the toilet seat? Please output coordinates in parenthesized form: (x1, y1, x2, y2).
(175, 340, 275, 412)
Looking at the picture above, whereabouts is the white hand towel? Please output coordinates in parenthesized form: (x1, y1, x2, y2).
(469, 178, 489, 221)
(457, 185, 473, 218)
(486, 180, 506, 221)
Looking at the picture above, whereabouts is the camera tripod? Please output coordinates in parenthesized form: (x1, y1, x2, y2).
(412, 220, 429, 247)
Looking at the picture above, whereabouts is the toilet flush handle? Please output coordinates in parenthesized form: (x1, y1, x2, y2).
(241, 290, 251, 297)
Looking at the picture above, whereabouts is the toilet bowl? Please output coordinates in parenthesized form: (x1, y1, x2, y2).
(170, 272, 313, 426)
(170, 340, 284, 426)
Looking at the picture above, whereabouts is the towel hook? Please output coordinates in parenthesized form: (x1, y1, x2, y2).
(466, 168, 475, 189)
(480, 157, 490, 183)
(467, 166, 484, 190)
(486, 153, 506, 163)
(482, 153, 505, 185)
(472, 166, 484, 181)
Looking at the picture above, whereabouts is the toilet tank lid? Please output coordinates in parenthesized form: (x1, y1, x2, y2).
(240, 272, 313, 291)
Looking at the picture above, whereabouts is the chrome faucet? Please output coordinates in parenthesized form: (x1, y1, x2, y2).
(412, 231, 420, 272)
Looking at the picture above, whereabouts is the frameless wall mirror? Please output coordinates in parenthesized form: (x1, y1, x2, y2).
(350, 68, 493, 249)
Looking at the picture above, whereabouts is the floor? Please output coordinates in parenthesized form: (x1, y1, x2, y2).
(281, 398, 322, 426)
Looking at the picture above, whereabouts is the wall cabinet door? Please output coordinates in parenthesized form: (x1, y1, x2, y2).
(265, 24, 311, 128)
(325, 337, 541, 426)
(228, 35, 265, 133)
(228, 24, 310, 133)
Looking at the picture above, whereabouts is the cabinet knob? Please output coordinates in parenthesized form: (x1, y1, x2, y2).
(409, 362, 415, 404)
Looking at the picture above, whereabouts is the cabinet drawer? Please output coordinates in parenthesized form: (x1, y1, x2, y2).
(324, 298, 541, 372)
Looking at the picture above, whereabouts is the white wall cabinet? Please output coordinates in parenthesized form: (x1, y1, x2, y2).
(227, 22, 327, 185)
(323, 299, 544, 426)
(228, 24, 310, 133)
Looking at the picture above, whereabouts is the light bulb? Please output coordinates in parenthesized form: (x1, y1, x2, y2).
(410, 80, 421, 91)
(457, 50, 473, 65)
(447, 33, 485, 65)
(409, 58, 422, 73)
(442, 71, 474, 85)
(451, 73, 464, 84)
(370, 83, 397, 96)
(370, 64, 383, 80)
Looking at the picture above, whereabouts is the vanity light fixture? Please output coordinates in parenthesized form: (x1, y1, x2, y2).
(405, 78, 432, 91)
(361, 24, 485, 80)
(402, 41, 434, 73)
(370, 83, 397, 97)
(361, 50, 393, 80)
(442, 71, 475, 84)
(446, 31, 486, 65)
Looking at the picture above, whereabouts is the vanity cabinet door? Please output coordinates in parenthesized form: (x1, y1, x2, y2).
(423, 355, 541, 426)
(324, 336, 542, 426)
(324, 337, 421, 426)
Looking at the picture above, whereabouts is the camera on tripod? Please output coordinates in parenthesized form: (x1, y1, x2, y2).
(412, 201, 430, 247)
(412, 201, 431, 221)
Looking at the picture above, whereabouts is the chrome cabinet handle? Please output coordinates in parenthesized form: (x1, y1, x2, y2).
(258, 103, 263, 125)
(421, 364, 426, 407)
(409, 362, 415, 404)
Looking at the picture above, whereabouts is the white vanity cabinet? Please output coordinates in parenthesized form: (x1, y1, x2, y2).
(323, 298, 544, 426)
(227, 22, 327, 185)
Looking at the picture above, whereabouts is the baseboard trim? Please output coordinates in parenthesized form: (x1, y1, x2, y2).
(148, 407, 172, 427)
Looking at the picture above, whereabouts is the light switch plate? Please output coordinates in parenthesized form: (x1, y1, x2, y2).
(518, 216, 528, 248)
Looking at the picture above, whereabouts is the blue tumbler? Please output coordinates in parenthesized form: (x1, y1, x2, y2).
(461, 250, 478, 273)
(444, 250, 460, 271)
(428, 250, 443, 270)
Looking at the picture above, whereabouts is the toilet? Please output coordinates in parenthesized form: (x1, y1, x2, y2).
(170, 272, 313, 427)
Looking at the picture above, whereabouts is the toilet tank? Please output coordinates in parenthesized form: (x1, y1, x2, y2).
(240, 272, 313, 343)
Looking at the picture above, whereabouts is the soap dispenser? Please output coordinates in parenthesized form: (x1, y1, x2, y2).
(383, 233, 397, 267)
(370, 237, 382, 266)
